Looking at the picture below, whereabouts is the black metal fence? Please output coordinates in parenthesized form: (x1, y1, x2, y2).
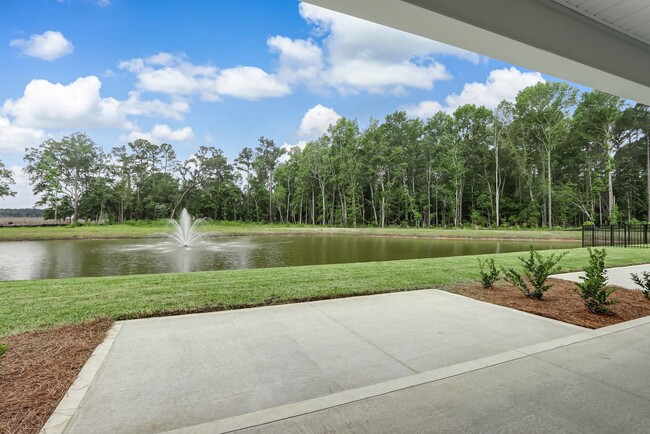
(582, 224, 650, 248)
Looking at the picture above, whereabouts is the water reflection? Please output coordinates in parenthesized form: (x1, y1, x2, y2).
(0, 236, 580, 281)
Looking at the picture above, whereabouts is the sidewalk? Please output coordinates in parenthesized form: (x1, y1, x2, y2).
(551, 263, 650, 290)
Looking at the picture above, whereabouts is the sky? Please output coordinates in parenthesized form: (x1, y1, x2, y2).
(0, 0, 584, 208)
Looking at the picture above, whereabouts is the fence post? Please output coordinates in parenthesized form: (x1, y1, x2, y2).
(592, 225, 595, 247)
(645, 224, 648, 246)
(624, 224, 628, 248)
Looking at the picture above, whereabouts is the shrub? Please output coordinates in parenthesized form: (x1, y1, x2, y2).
(630, 271, 650, 300)
(477, 258, 500, 288)
(501, 247, 567, 299)
(575, 248, 618, 314)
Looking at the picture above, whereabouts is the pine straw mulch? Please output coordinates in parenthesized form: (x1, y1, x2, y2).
(449, 278, 650, 329)
(0, 318, 113, 434)
(1, 282, 649, 434)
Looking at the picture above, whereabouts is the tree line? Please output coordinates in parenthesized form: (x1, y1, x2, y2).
(0, 208, 44, 218)
(1, 82, 650, 228)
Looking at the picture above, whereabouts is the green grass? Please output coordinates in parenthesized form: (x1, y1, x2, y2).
(0, 223, 581, 241)
(1, 247, 646, 337)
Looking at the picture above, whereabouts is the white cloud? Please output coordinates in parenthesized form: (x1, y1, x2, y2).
(284, 3, 483, 94)
(0, 116, 45, 153)
(280, 140, 308, 162)
(3, 76, 130, 129)
(103, 69, 115, 77)
(120, 124, 195, 144)
(328, 60, 449, 95)
(1, 76, 188, 130)
(268, 36, 324, 87)
(9, 31, 74, 61)
(0, 165, 38, 208)
(214, 66, 291, 100)
(281, 104, 341, 160)
(139, 67, 204, 96)
(402, 101, 444, 119)
(444, 67, 545, 112)
(119, 0, 486, 102)
(119, 52, 289, 101)
(300, 4, 481, 63)
(297, 104, 341, 140)
(119, 91, 189, 120)
(403, 68, 545, 118)
(119, 53, 218, 100)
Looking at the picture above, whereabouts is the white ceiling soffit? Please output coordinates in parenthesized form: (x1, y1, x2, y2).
(554, 0, 650, 46)
(306, 0, 650, 105)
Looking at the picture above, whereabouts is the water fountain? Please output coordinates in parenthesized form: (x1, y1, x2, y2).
(167, 208, 204, 247)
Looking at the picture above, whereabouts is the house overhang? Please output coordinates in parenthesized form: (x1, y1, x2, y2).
(306, 0, 650, 105)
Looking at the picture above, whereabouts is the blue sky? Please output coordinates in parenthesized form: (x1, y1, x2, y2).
(1, 0, 576, 208)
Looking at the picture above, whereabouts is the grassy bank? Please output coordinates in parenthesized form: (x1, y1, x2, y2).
(0, 222, 581, 241)
(1, 247, 646, 337)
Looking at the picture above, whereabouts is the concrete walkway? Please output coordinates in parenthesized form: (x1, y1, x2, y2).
(46, 290, 650, 433)
(551, 263, 650, 290)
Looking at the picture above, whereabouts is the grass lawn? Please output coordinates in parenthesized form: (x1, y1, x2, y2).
(1, 246, 647, 337)
(0, 222, 581, 241)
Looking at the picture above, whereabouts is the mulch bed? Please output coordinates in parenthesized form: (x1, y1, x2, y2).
(449, 278, 650, 329)
(1, 282, 649, 434)
(0, 318, 112, 434)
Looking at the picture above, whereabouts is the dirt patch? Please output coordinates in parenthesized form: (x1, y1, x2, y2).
(0, 318, 112, 434)
(449, 278, 650, 329)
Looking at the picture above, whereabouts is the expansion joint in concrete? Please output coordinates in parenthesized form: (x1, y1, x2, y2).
(306, 301, 419, 375)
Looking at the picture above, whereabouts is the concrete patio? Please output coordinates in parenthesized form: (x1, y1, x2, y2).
(45, 289, 650, 433)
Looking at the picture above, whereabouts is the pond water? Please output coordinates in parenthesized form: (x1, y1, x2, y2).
(0, 236, 579, 281)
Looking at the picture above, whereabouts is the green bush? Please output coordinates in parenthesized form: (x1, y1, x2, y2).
(477, 258, 500, 288)
(630, 271, 650, 300)
(501, 247, 567, 299)
(575, 248, 618, 314)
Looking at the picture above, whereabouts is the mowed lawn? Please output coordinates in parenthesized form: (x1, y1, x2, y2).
(0, 223, 581, 241)
(1, 247, 647, 337)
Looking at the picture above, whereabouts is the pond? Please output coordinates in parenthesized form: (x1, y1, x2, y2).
(0, 235, 579, 281)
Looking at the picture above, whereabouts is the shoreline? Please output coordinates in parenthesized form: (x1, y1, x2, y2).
(0, 227, 581, 242)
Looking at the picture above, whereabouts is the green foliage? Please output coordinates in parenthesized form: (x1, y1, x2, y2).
(0, 160, 16, 199)
(501, 247, 567, 299)
(12, 88, 650, 229)
(630, 271, 650, 300)
(0, 344, 6, 357)
(24, 133, 103, 223)
(575, 248, 618, 314)
(477, 258, 500, 288)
